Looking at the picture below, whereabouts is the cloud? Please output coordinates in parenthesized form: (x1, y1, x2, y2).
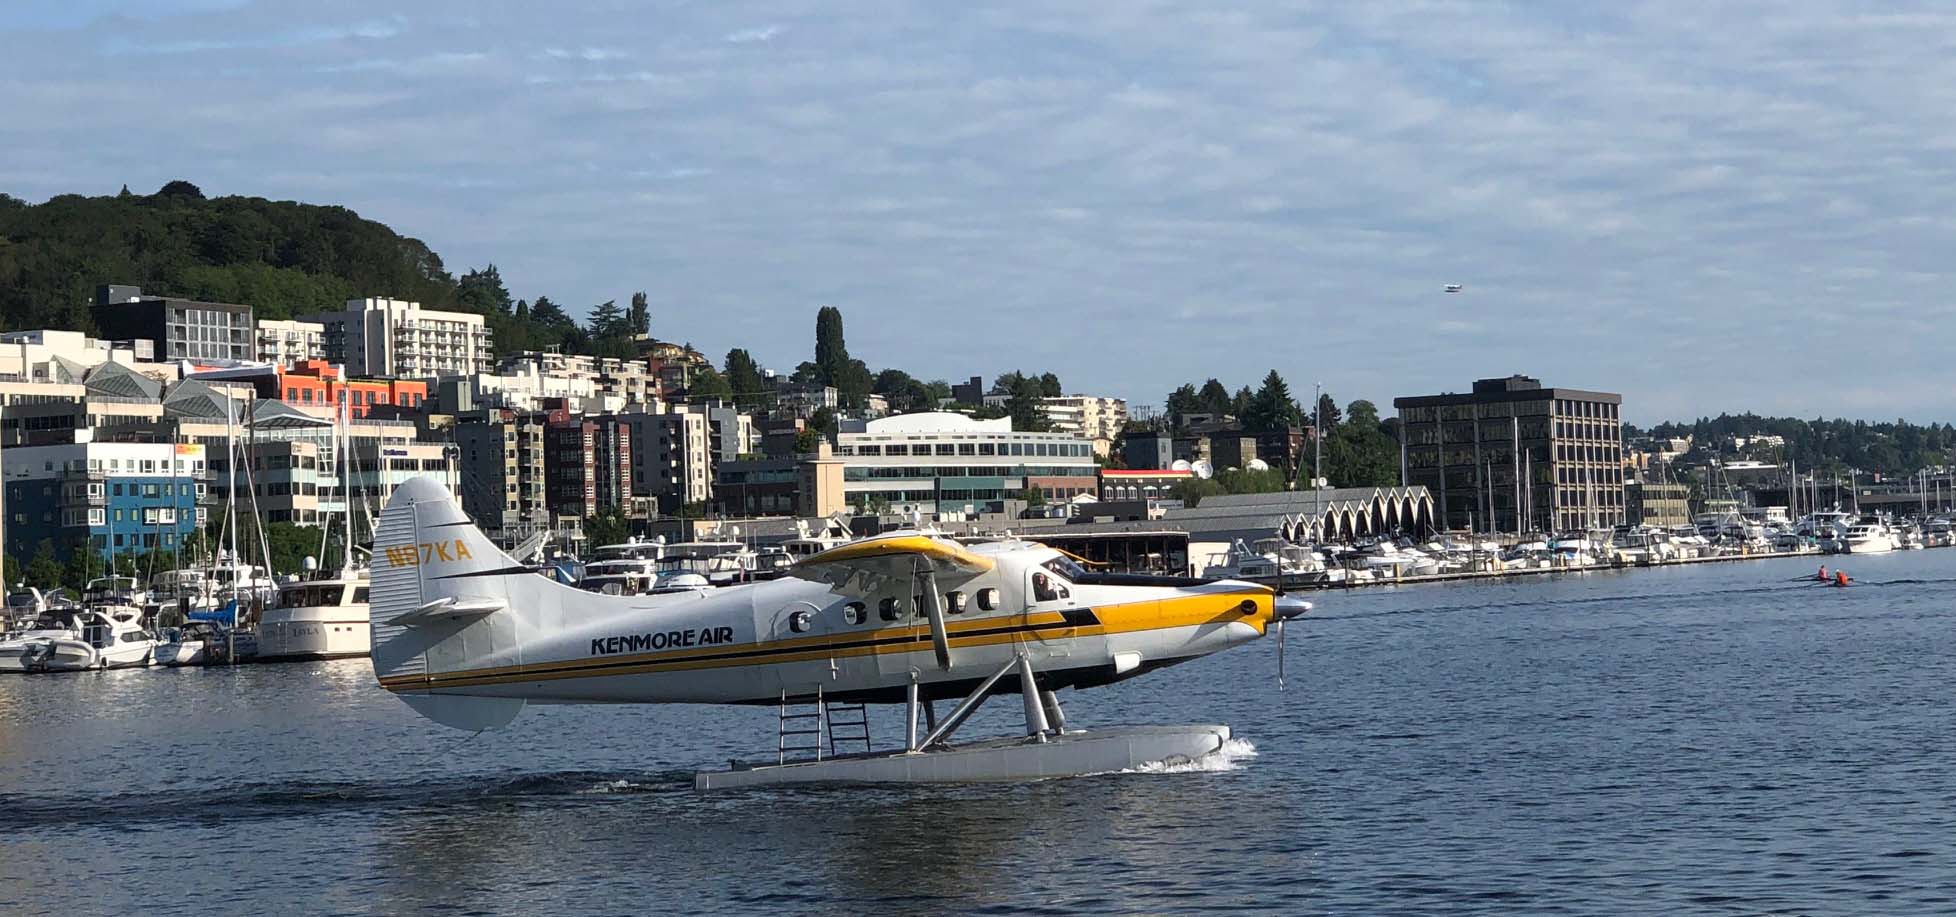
(725, 25, 782, 43)
(6, 1, 1956, 422)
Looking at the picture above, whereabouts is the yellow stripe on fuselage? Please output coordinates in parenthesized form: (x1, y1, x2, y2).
(375, 590, 1271, 692)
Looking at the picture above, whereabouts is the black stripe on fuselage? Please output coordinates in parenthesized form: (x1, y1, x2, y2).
(423, 607, 1108, 685)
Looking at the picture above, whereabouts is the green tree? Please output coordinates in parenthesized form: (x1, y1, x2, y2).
(724, 348, 768, 410)
(23, 541, 60, 589)
(584, 511, 630, 548)
(1166, 383, 1201, 424)
(1197, 379, 1232, 416)
(793, 427, 824, 454)
(628, 291, 650, 335)
(686, 365, 734, 401)
(1243, 369, 1303, 432)
(873, 368, 933, 414)
(814, 306, 849, 385)
(1322, 399, 1401, 488)
(808, 407, 838, 437)
(923, 379, 953, 405)
(1037, 372, 1062, 398)
(1021, 485, 1046, 507)
(995, 372, 1052, 432)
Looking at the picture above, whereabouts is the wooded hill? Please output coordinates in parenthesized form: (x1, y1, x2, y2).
(0, 181, 460, 331)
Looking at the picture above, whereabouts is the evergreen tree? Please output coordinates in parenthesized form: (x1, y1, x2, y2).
(588, 300, 626, 339)
(814, 306, 849, 385)
(686, 364, 734, 400)
(724, 348, 767, 410)
(629, 291, 650, 335)
(1038, 372, 1062, 398)
(1197, 378, 1232, 416)
(1243, 369, 1303, 432)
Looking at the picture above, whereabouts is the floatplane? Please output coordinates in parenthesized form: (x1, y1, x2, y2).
(369, 478, 1310, 789)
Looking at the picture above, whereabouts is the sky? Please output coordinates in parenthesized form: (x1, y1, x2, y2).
(5, 1, 1956, 425)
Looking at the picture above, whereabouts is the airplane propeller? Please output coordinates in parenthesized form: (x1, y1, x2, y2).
(914, 560, 954, 671)
(1272, 591, 1313, 691)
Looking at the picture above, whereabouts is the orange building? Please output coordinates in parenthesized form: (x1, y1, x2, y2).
(276, 360, 429, 418)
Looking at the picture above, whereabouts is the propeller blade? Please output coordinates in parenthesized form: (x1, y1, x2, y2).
(917, 566, 953, 670)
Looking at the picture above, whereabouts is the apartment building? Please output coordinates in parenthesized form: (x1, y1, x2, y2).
(90, 284, 254, 363)
(301, 297, 492, 379)
(255, 318, 326, 367)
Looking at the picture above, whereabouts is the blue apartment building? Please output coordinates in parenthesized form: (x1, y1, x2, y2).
(3, 442, 206, 563)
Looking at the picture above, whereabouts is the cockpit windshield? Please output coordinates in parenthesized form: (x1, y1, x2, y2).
(1041, 555, 1086, 581)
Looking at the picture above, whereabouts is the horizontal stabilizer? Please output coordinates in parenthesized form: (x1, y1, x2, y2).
(391, 596, 507, 627)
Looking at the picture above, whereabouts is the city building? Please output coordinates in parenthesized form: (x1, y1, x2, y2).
(544, 415, 633, 519)
(189, 360, 430, 418)
(833, 412, 1099, 515)
(950, 376, 986, 406)
(90, 284, 254, 362)
(301, 297, 492, 379)
(455, 407, 552, 540)
(1626, 480, 1692, 528)
(618, 409, 712, 514)
(1099, 468, 1193, 502)
(1394, 375, 1626, 533)
(1039, 395, 1129, 454)
(0, 329, 155, 379)
(2, 441, 205, 563)
(255, 318, 326, 367)
(712, 443, 847, 518)
(1121, 430, 1175, 471)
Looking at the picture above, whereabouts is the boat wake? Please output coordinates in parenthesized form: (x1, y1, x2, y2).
(1129, 737, 1258, 774)
(0, 770, 695, 830)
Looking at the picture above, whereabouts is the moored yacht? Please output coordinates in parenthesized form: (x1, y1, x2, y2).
(579, 540, 665, 595)
(256, 569, 371, 661)
(0, 612, 82, 673)
(155, 620, 227, 667)
(28, 607, 157, 671)
(1843, 521, 1898, 554)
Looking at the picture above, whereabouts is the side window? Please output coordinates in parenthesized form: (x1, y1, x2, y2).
(977, 588, 998, 611)
(878, 597, 904, 622)
(843, 602, 866, 625)
(946, 591, 967, 614)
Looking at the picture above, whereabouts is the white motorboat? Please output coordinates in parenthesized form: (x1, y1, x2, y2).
(155, 620, 227, 667)
(579, 540, 664, 595)
(0, 613, 82, 673)
(81, 576, 149, 610)
(255, 569, 371, 661)
(30, 608, 157, 671)
(1843, 522, 1898, 554)
(780, 518, 855, 560)
(1200, 540, 1279, 579)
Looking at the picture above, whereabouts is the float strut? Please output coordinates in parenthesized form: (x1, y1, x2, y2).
(919, 655, 1018, 749)
(904, 675, 920, 752)
(1040, 689, 1067, 734)
(1018, 653, 1051, 742)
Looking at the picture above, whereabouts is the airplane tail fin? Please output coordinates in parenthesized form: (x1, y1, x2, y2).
(370, 476, 527, 731)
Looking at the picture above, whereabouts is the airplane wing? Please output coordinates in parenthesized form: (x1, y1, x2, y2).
(790, 533, 994, 596)
(791, 533, 994, 671)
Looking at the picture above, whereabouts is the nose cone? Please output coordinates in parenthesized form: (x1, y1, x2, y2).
(1274, 594, 1313, 621)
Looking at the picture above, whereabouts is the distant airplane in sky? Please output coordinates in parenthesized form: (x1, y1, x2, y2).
(1443, 284, 1463, 293)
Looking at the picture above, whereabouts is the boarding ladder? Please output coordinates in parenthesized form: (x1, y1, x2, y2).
(777, 687, 873, 764)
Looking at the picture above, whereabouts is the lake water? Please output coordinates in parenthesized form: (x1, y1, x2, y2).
(3, 550, 1953, 915)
